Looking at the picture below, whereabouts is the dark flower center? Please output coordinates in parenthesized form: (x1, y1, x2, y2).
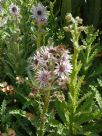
(37, 10, 42, 15)
(43, 54, 48, 60)
(34, 59, 38, 65)
(12, 7, 17, 13)
(32, 88, 38, 94)
(59, 65, 65, 72)
(41, 73, 48, 82)
(49, 49, 56, 54)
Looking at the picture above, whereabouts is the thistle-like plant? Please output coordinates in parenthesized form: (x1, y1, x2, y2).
(48, 14, 102, 136)
(80, 26, 100, 77)
(27, 44, 72, 136)
(0, 1, 102, 136)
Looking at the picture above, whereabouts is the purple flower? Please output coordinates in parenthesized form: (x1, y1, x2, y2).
(9, 4, 19, 16)
(29, 45, 73, 88)
(31, 46, 52, 70)
(35, 69, 51, 87)
(54, 61, 72, 79)
(31, 3, 49, 24)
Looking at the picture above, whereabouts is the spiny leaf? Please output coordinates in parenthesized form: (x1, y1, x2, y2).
(55, 99, 69, 124)
(90, 85, 102, 109)
(9, 109, 27, 118)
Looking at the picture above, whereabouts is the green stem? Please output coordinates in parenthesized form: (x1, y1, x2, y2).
(70, 34, 79, 95)
(36, 25, 42, 49)
(69, 30, 80, 136)
(38, 88, 50, 136)
(83, 45, 91, 75)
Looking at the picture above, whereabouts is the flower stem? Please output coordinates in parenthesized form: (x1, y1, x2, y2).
(69, 48, 79, 136)
(69, 26, 80, 136)
(36, 25, 42, 49)
(38, 88, 50, 136)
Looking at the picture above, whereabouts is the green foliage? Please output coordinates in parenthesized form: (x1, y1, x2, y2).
(84, 0, 101, 27)
(80, 26, 100, 77)
(53, 0, 102, 28)
(53, 14, 102, 136)
(0, 1, 102, 136)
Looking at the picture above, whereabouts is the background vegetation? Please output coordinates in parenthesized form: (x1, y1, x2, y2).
(0, 0, 102, 136)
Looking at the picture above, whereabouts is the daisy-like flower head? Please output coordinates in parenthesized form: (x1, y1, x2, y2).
(39, 46, 51, 61)
(9, 4, 19, 16)
(31, 46, 52, 70)
(61, 51, 72, 62)
(55, 45, 65, 53)
(30, 52, 43, 70)
(57, 77, 68, 90)
(31, 3, 49, 24)
(54, 61, 72, 79)
(35, 69, 51, 88)
(49, 45, 68, 61)
(29, 45, 72, 88)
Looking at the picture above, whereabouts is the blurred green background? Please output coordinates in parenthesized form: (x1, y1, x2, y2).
(42, 0, 102, 28)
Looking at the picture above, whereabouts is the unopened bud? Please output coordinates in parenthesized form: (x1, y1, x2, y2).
(78, 26, 86, 31)
(63, 26, 69, 32)
(76, 16, 83, 24)
(65, 13, 73, 22)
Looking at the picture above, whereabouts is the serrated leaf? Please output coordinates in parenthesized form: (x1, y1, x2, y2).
(55, 99, 69, 124)
(9, 109, 27, 118)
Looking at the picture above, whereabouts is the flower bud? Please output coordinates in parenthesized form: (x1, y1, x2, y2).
(76, 16, 83, 24)
(78, 26, 86, 32)
(65, 13, 73, 22)
(63, 26, 69, 32)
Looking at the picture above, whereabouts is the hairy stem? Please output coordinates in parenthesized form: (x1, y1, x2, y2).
(36, 25, 43, 49)
(69, 27, 80, 135)
(38, 88, 50, 136)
